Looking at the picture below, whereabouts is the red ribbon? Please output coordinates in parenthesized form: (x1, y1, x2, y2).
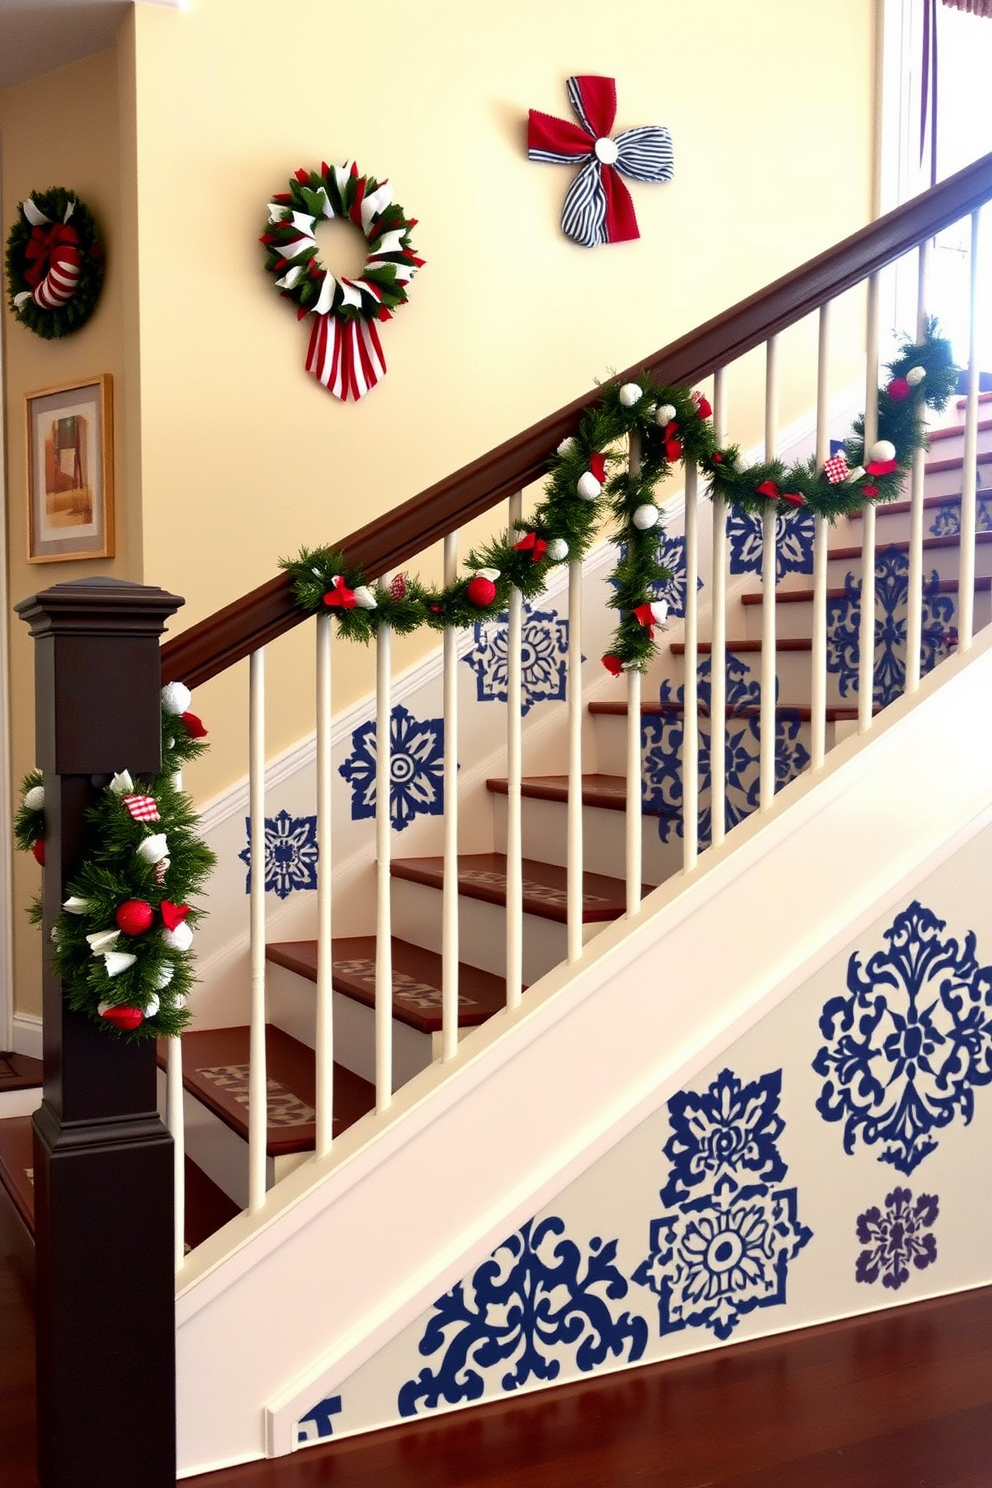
(161, 901, 190, 931)
(528, 77, 641, 244)
(602, 654, 623, 677)
(23, 221, 79, 288)
(589, 452, 607, 483)
(323, 575, 358, 609)
(181, 711, 208, 739)
(756, 480, 780, 500)
(632, 602, 660, 637)
(866, 458, 898, 477)
(514, 532, 548, 563)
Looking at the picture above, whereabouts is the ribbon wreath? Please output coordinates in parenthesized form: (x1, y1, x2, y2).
(261, 162, 423, 402)
(4, 187, 105, 338)
(528, 76, 674, 247)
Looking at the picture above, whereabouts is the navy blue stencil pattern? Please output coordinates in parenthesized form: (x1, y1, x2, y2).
(856, 1188, 938, 1291)
(727, 505, 815, 581)
(462, 605, 569, 714)
(296, 1393, 341, 1446)
(398, 1216, 647, 1415)
(339, 704, 444, 832)
(814, 900, 992, 1174)
(239, 810, 318, 898)
(634, 1068, 811, 1343)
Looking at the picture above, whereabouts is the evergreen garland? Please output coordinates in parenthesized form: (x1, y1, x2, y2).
(14, 689, 215, 1042)
(283, 323, 955, 672)
(5, 187, 105, 339)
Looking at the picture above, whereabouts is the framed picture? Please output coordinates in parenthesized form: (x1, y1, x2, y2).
(25, 374, 114, 562)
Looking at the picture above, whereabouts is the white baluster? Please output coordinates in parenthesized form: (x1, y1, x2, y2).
(566, 555, 584, 964)
(506, 494, 524, 1010)
(810, 303, 831, 771)
(710, 369, 728, 848)
(859, 274, 880, 733)
(906, 240, 932, 695)
(682, 459, 699, 871)
(759, 338, 778, 812)
(248, 647, 268, 1213)
(626, 429, 643, 916)
(375, 615, 393, 1110)
(958, 210, 982, 653)
(315, 612, 334, 1155)
(442, 533, 460, 1059)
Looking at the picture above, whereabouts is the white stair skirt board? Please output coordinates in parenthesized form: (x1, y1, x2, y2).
(11, 1013, 42, 1060)
(0, 1087, 42, 1119)
(174, 627, 992, 1474)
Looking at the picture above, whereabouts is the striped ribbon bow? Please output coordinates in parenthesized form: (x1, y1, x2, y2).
(528, 76, 673, 248)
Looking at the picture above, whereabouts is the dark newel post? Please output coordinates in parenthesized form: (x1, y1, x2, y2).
(15, 578, 184, 1488)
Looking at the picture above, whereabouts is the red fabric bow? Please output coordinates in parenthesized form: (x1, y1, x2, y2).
(181, 711, 208, 739)
(691, 391, 713, 418)
(782, 491, 806, 508)
(23, 221, 79, 288)
(756, 480, 780, 499)
(323, 575, 357, 609)
(602, 654, 624, 677)
(514, 532, 549, 562)
(160, 901, 190, 931)
(589, 452, 608, 483)
(632, 602, 661, 637)
(866, 458, 898, 476)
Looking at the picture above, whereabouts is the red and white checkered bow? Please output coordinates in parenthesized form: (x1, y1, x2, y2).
(123, 794, 160, 823)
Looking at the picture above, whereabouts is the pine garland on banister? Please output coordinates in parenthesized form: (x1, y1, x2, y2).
(14, 685, 216, 1041)
(282, 323, 957, 674)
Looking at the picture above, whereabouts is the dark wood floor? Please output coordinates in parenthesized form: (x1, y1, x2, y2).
(4, 1169, 991, 1488)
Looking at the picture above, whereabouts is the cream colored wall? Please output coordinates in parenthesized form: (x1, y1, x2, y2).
(1, 46, 137, 1021)
(128, 0, 878, 803)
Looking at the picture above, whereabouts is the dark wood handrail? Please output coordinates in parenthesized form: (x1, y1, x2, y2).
(162, 151, 992, 689)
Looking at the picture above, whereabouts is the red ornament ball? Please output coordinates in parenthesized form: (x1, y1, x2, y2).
(467, 576, 497, 607)
(888, 377, 912, 401)
(100, 1005, 144, 1032)
(32, 839, 45, 866)
(115, 899, 155, 936)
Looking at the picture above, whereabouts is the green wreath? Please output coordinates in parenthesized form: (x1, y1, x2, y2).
(5, 186, 105, 339)
(15, 686, 216, 1042)
(283, 323, 957, 672)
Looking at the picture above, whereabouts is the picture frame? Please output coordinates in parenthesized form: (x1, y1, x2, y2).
(25, 374, 114, 562)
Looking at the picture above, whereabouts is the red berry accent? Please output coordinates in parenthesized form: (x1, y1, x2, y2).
(32, 839, 45, 866)
(863, 484, 880, 496)
(100, 1006, 144, 1032)
(115, 900, 155, 936)
(467, 576, 497, 607)
(888, 377, 911, 401)
(712, 452, 724, 464)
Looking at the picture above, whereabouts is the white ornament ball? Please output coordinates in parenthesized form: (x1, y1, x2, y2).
(868, 439, 896, 463)
(162, 920, 194, 953)
(619, 383, 642, 408)
(906, 366, 926, 386)
(557, 436, 577, 457)
(152, 963, 175, 991)
(136, 832, 170, 866)
(576, 472, 602, 501)
(23, 784, 45, 811)
(632, 504, 660, 531)
(161, 682, 192, 716)
(546, 538, 569, 562)
(655, 404, 677, 427)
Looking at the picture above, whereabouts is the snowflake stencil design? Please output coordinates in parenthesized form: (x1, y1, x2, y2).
(462, 605, 569, 714)
(814, 900, 992, 1174)
(296, 1393, 341, 1447)
(239, 810, 318, 898)
(855, 1188, 938, 1291)
(642, 655, 809, 845)
(727, 505, 815, 582)
(634, 1066, 811, 1343)
(825, 549, 955, 708)
(928, 491, 992, 537)
(398, 1215, 647, 1415)
(339, 704, 444, 832)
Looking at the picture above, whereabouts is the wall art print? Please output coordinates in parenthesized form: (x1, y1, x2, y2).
(814, 900, 992, 1174)
(642, 655, 809, 845)
(339, 704, 444, 832)
(398, 1215, 647, 1416)
(634, 1067, 812, 1342)
(462, 604, 569, 714)
(855, 1188, 939, 1292)
(239, 809, 318, 898)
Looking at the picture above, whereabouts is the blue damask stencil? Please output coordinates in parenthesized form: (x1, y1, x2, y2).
(339, 704, 444, 832)
(641, 655, 809, 845)
(928, 491, 992, 537)
(826, 549, 955, 708)
(398, 1215, 647, 1415)
(814, 900, 992, 1174)
(296, 1393, 341, 1446)
(634, 1067, 811, 1343)
(239, 810, 318, 898)
(727, 505, 815, 581)
(610, 534, 703, 619)
(855, 1188, 938, 1291)
(462, 605, 569, 714)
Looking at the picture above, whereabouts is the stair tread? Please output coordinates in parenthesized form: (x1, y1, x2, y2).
(741, 576, 990, 605)
(487, 773, 659, 814)
(671, 637, 812, 654)
(927, 413, 992, 440)
(828, 532, 992, 561)
(0, 1052, 42, 1094)
(0, 1116, 34, 1234)
(266, 936, 510, 1034)
(589, 701, 873, 721)
(924, 447, 992, 475)
(159, 1026, 375, 1156)
(392, 852, 652, 922)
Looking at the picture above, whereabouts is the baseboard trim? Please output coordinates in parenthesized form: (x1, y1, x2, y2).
(11, 1014, 42, 1060)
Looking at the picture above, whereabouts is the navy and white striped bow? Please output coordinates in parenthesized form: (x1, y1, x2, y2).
(528, 76, 674, 248)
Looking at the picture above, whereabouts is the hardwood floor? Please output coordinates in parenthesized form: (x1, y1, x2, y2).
(4, 1190, 991, 1488)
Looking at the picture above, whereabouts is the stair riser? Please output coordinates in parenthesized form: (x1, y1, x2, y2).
(846, 503, 992, 546)
(266, 960, 441, 1089)
(741, 587, 992, 642)
(0, 1089, 42, 1120)
(490, 791, 682, 883)
(592, 710, 844, 777)
(669, 648, 961, 708)
(391, 875, 605, 984)
(920, 460, 992, 499)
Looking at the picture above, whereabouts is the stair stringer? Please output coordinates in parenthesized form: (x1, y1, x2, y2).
(174, 626, 992, 1478)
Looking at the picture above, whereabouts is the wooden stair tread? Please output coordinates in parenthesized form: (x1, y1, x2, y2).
(671, 637, 812, 654)
(159, 1026, 374, 1156)
(741, 576, 990, 605)
(391, 852, 652, 922)
(266, 937, 509, 1034)
(848, 490, 992, 518)
(927, 412, 992, 439)
(488, 773, 661, 814)
(589, 700, 875, 721)
(828, 532, 992, 560)
(0, 1117, 34, 1234)
(924, 447, 992, 475)
(0, 1052, 42, 1095)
